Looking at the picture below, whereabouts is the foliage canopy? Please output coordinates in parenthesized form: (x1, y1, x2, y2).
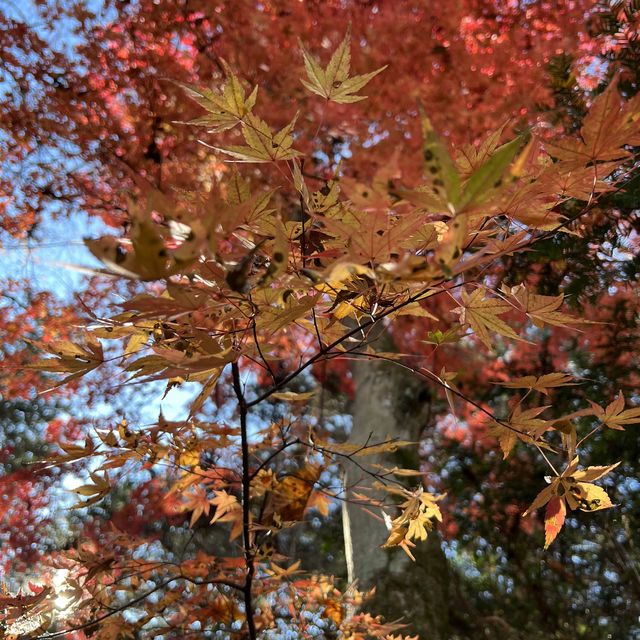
(1, 2, 640, 639)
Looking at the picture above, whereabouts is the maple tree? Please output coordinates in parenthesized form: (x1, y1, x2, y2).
(2, 1, 640, 638)
(419, 7, 640, 632)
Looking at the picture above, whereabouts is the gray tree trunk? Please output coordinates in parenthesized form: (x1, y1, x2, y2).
(344, 333, 450, 639)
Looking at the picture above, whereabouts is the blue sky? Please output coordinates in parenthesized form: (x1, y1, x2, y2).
(0, 0, 203, 423)
(0, 0, 113, 298)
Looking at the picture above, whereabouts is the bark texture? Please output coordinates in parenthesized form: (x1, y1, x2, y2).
(345, 333, 450, 638)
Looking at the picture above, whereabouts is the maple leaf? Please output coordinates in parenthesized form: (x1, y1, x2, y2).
(524, 457, 619, 547)
(422, 327, 461, 346)
(213, 113, 302, 162)
(456, 122, 508, 174)
(305, 490, 331, 517)
(209, 490, 240, 522)
(568, 482, 614, 512)
(324, 206, 429, 265)
(182, 486, 212, 527)
(262, 465, 322, 525)
(453, 287, 521, 348)
(590, 392, 640, 430)
(312, 436, 414, 458)
(498, 372, 577, 395)
(72, 471, 110, 508)
(488, 406, 551, 457)
(539, 162, 619, 200)
(544, 496, 566, 549)
(11, 10, 640, 631)
(255, 293, 319, 336)
(504, 284, 578, 329)
(177, 66, 258, 133)
(265, 560, 302, 580)
(300, 27, 386, 103)
(210, 491, 243, 540)
(0, 584, 53, 622)
(27, 336, 104, 389)
(270, 390, 317, 402)
(386, 301, 439, 321)
(189, 369, 222, 418)
(381, 488, 443, 559)
(56, 437, 97, 464)
(544, 80, 640, 167)
(420, 109, 460, 205)
(459, 135, 523, 208)
(85, 199, 196, 280)
(487, 422, 518, 459)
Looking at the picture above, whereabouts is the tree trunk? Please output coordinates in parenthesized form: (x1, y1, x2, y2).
(344, 332, 450, 639)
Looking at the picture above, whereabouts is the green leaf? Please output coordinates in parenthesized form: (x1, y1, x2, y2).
(460, 136, 523, 207)
(420, 108, 460, 207)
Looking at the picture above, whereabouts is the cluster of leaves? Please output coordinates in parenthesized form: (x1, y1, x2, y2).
(5, 27, 638, 639)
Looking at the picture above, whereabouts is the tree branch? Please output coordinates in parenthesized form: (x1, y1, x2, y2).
(232, 360, 257, 640)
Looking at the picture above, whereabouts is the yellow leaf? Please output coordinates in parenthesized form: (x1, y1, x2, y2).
(300, 27, 386, 104)
(312, 437, 413, 458)
(509, 405, 551, 438)
(71, 472, 110, 508)
(179, 449, 201, 467)
(189, 369, 222, 418)
(27, 337, 104, 389)
(487, 422, 518, 459)
(571, 482, 614, 512)
(263, 465, 321, 523)
(387, 302, 438, 321)
(422, 327, 461, 346)
(381, 488, 442, 552)
(453, 288, 521, 348)
(498, 372, 576, 395)
(324, 262, 376, 285)
(524, 457, 618, 521)
(270, 390, 317, 402)
(573, 462, 621, 483)
(209, 490, 242, 532)
(523, 483, 555, 517)
(214, 113, 302, 162)
(305, 490, 331, 517)
(505, 284, 578, 329)
(591, 392, 640, 430)
(255, 294, 319, 336)
(177, 67, 258, 133)
(266, 560, 302, 579)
